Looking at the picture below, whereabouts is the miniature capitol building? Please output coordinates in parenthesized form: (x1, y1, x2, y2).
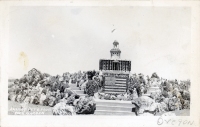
(99, 41, 131, 94)
(99, 41, 160, 95)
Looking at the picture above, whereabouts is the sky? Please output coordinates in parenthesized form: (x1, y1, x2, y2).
(8, 6, 191, 80)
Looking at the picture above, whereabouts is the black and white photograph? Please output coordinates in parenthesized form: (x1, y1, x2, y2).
(1, 1, 200, 127)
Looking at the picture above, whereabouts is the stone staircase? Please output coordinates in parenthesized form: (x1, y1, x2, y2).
(95, 100, 135, 115)
(69, 83, 135, 116)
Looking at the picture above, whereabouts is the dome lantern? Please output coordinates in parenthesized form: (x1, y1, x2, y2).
(110, 40, 121, 60)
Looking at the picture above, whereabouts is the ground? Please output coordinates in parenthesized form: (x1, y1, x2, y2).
(8, 101, 190, 116)
(156, 109, 190, 116)
(8, 101, 53, 115)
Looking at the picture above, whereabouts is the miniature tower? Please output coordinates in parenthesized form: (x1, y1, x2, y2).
(110, 40, 121, 60)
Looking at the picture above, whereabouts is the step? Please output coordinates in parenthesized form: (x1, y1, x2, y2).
(95, 99, 134, 107)
(142, 94, 151, 97)
(69, 85, 80, 89)
(104, 88, 126, 91)
(70, 86, 79, 89)
(115, 79, 126, 81)
(104, 89, 126, 92)
(104, 86, 126, 90)
(114, 81, 126, 84)
(78, 94, 86, 96)
(107, 84, 126, 87)
(104, 86, 126, 89)
(69, 83, 78, 86)
(69, 85, 80, 88)
(104, 91, 126, 94)
(94, 110, 135, 115)
(73, 90, 84, 94)
(96, 105, 133, 112)
(114, 83, 126, 86)
(115, 78, 126, 81)
(70, 87, 80, 90)
(105, 85, 126, 88)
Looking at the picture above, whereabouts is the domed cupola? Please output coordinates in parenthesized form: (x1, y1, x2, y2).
(110, 40, 121, 60)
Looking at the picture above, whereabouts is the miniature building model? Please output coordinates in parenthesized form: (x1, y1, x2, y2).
(99, 41, 131, 94)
